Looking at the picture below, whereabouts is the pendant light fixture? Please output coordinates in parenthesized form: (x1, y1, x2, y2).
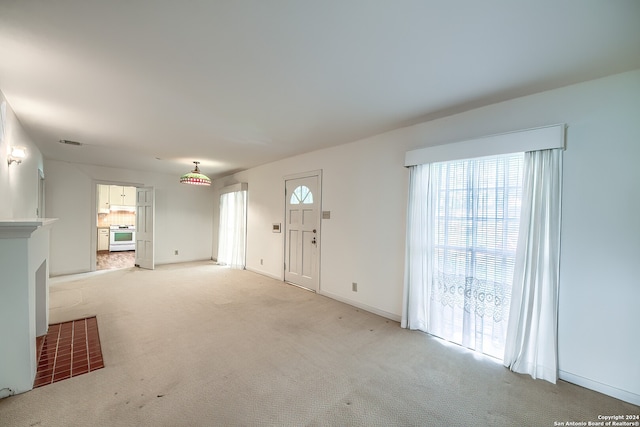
(180, 161, 211, 186)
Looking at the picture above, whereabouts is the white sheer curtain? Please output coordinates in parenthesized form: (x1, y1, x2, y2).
(217, 190, 247, 269)
(431, 155, 523, 358)
(403, 155, 524, 359)
(503, 148, 563, 383)
(401, 163, 433, 331)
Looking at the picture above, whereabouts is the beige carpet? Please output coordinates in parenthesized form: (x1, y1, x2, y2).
(0, 261, 637, 426)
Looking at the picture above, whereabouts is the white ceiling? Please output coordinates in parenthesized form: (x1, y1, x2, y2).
(1, 1, 639, 179)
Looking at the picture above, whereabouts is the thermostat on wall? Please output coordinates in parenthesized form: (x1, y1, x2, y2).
(272, 223, 281, 233)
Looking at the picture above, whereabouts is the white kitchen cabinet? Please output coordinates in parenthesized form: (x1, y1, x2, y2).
(109, 186, 124, 206)
(122, 186, 136, 206)
(97, 228, 109, 251)
(97, 185, 110, 213)
(109, 185, 136, 207)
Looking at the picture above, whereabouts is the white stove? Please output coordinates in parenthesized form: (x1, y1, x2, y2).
(109, 225, 135, 251)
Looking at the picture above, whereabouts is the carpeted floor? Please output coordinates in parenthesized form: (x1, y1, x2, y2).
(0, 261, 637, 426)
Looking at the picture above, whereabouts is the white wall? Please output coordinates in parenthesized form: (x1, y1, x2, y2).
(45, 160, 215, 275)
(0, 90, 44, 219)
(211, 131, 408, 319)
(214, 70, 640, 404)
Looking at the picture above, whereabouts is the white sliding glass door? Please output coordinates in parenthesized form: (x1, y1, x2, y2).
(217, 186, 247, 269)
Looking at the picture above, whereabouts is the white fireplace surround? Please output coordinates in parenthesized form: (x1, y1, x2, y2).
(0, 218, 57, 397)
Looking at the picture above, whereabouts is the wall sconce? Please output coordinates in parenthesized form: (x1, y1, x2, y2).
(7, 146, 26, 166)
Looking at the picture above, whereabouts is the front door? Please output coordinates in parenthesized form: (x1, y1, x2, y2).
(135, 187, 155, 270)
(284, 173, 320, 291)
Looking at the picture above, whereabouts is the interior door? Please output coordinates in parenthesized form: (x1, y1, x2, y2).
(284, 174, 320, 291)
(135, 187, 154, 270)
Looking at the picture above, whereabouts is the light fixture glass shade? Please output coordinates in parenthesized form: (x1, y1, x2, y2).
(180, 161, 211, 186)
(7, 146, 26, 165)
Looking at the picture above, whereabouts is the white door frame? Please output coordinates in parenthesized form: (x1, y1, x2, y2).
(37, 168, 45, 218)
(283, 169, 322, 292)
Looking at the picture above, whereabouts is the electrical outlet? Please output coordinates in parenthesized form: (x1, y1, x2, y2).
(260, 259, 264, 265)
(352, 282, 358, 292)
(174, 250, 179, 255)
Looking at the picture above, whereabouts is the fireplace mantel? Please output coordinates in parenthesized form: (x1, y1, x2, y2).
(0, 218, 58, 238)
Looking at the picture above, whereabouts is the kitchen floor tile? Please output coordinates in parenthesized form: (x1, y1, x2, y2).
(96, 250, 135, 270)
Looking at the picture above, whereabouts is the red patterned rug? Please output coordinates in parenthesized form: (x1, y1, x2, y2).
(34, 316, 104, 388)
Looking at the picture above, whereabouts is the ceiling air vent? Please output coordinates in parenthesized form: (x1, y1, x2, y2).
(59, 139, 82, 146)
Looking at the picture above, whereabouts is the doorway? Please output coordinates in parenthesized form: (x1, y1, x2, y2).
(96, 184, 137, 271)
(284, 171, 321, 292)
(217, 183, 248, 269)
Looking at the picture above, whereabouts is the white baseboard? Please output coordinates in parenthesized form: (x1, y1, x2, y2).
(155, 257, 214, 266)
(243, 270, 401, 322)
(245, 267, 282, 281)
(318, 289, 401, 323)
(50, 268, 90, 277)
(559, 370, 640, 406)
